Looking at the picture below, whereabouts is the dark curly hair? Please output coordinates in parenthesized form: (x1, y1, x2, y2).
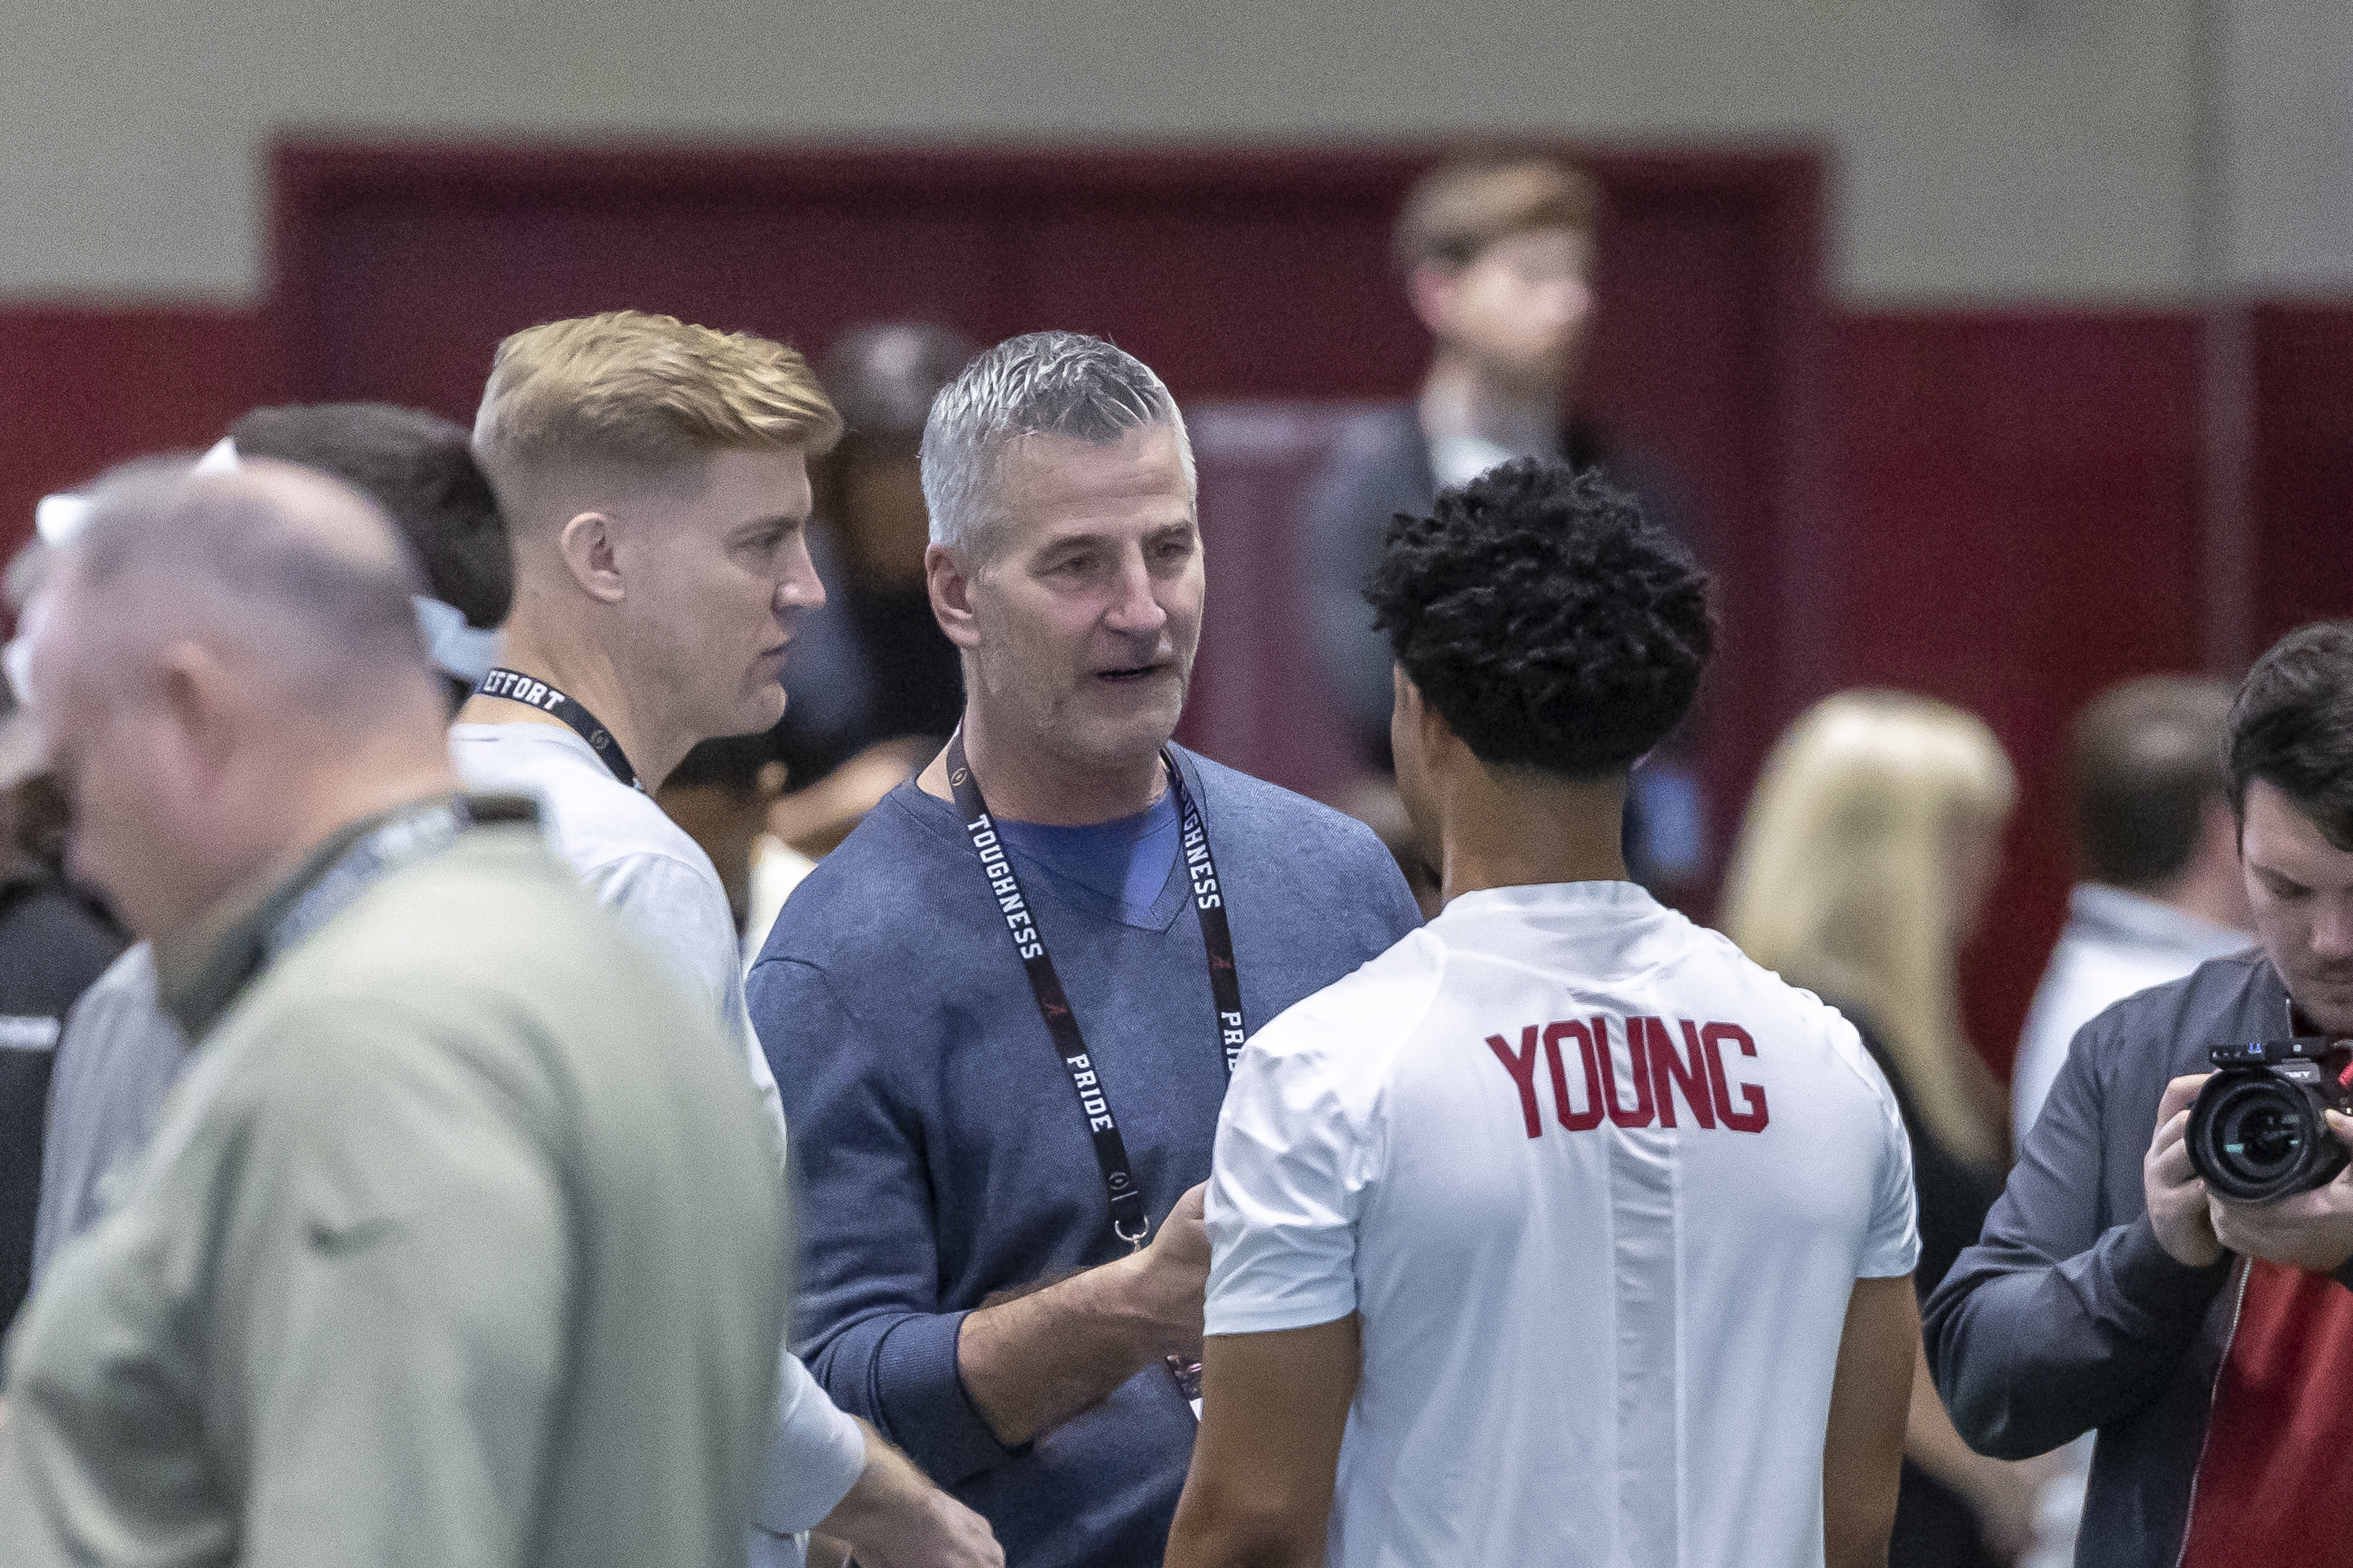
(2227, 620, 2353, 849)
(1366, 459, 1713, 780)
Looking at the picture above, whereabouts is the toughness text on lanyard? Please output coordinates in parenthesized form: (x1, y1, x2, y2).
(946, 731, 1246, 1250)
(474, 667, 644, 792)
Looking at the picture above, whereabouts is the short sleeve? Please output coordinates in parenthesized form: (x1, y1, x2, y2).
(1858, 1078, 1922, 1280)
(751, 1350, 867, 1534)
(1203, 1036, 1366, 1337)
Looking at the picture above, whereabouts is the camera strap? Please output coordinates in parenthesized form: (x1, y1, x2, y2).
(945, 729, 1247, 1251)
(473, 668, 643, 793)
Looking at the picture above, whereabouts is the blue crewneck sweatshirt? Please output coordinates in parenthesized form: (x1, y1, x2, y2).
(749, 746, 1420, 1568)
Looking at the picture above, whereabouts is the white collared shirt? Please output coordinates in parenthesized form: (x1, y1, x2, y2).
(2012, 883, 2252, 1135)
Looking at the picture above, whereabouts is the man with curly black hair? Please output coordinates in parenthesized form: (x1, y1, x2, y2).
(1168, 459, 1921, 1568)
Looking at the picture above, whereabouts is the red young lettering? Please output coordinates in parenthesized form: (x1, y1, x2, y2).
(1485, 1026, 1545, 1139)
(1652, 1020, 1718, 1129)
(1702, 1022, 1770, 1133)
(1595, 1016, 1655, 1129)
(1543, 1021, 1606, 1131)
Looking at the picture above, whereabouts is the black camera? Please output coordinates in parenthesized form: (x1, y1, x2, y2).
(2186, 1038, 2353, 1203)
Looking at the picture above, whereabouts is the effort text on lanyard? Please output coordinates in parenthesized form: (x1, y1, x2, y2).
(473, 668, 644, 792)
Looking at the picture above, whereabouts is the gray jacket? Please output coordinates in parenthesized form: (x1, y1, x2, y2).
(1924, 951, 2353, 1565)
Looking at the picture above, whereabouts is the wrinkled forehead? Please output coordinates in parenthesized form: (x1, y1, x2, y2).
(994, 425, 1195, 524)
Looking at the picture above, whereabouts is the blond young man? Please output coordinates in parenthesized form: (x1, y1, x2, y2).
(460, 311, 1000, 1568)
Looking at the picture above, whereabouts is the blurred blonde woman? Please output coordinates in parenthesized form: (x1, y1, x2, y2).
(1725, 691, 2044, 1568)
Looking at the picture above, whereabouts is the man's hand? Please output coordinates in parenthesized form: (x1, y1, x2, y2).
(957, 1181, 1213, 1447)
(1116, 1181, 1212, 1362)
(2145, 1074, 2224, 1267)
(2209, 1108, 2353, 1273)
(816, 1420, 1002, 1568)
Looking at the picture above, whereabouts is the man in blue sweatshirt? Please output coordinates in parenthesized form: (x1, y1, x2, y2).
(749, 332, 1422, 1568)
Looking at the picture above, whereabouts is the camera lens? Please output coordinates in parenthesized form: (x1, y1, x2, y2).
(2188, 1074, 2345, 1203)
(2227, 1102, 2301, 1166)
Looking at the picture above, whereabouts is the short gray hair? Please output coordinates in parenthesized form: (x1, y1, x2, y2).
(920, 332, 1194, 560)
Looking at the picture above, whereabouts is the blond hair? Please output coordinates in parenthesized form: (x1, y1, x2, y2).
(1722, 691, 2015, 1167)
(473, 311, 841, 499)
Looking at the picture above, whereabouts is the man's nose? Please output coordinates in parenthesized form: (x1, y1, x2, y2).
(1103, 552, 1167, 635)
(1535, 278, 1592, 329)
(773, 537, 827, 614)
(2313, 898, 2353, 959)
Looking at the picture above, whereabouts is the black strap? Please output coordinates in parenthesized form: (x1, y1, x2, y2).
(474, 668, 642, 792)
(266, 798, 475, 959)
(946, 731, 1246, 1250)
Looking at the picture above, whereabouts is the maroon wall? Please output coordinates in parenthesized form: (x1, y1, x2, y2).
(0, 307, 276, 578)
(2, 144, 2348, 1086)
(1818, 313, 2209, 1073)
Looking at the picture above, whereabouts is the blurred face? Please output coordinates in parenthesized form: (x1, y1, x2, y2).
(837, 452, 932, 592)
(620, 446, 823, 742)
(18, 585, 249, 939)
(2241, 780, 2353, 1035)
(949, 425, 1202, 770)
(1419, 227, 1594, 387)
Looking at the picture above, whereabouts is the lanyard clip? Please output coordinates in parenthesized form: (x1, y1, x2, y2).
(1115, 1214, 1151, 1252)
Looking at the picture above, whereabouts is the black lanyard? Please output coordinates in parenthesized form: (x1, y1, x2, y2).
(946, 731, 1247, 1250)
(266, 798, 473, 959)
(475, 668, 642, 792)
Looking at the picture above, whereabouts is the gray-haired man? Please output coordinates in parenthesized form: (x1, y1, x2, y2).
(748, 332, 1422, 1567)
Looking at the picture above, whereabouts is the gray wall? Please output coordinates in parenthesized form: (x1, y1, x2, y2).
(1, 0, 2331, 305)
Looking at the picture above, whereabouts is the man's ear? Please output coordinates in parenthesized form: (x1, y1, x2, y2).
(556, 512, 626, 604)
(1403, 673, 1462, 762)
(158, 641, 238, 775)
(1406, 261, 1462, 341)
(927, 542, 981, 652)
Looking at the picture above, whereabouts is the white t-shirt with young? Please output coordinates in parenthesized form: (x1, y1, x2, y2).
(1204, 881, 1919, 1568)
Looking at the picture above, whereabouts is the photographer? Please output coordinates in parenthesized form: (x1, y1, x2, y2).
(1925, 621, 2353, 1568)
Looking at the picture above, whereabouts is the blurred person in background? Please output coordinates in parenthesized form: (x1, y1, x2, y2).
(30, 405, 509, 1287)
(1724, 691, 2052, 1568)
(0, 457, 789, 1568)
(2014, 676, 2251, 1135)
(1304, 154, 1704, 895)
(462, 310, 999, 1568)
(767, 321, 977, 855)
(0, 661, 124, 1334)
(231, 402, 511, 701)
(752, 332, 1421, 1568)
(656, 731, 806, 963)
(1168, 463, 1917, 1568)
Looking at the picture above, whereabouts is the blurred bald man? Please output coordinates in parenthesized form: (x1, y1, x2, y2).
(0, 460, 789, 1568)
